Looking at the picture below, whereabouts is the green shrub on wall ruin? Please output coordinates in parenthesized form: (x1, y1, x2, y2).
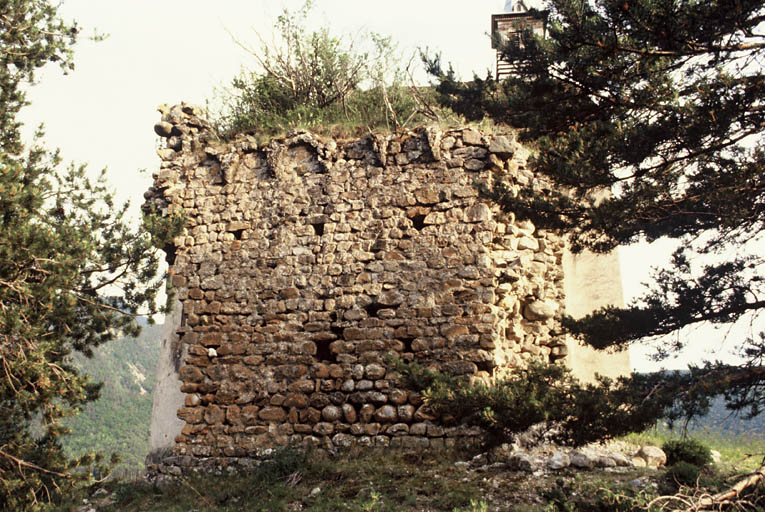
(210, 1, 454, 140)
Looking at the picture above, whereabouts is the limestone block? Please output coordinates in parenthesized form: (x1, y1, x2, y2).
(570, 451, 596, 469)
(462, 129, 482, 145)
(259, 407, 287, 422)
(313, 422, 334, 436)
(342, 404, 357, 423)
(465, 159, 485, 170)
(332, 433, 354, 447)
(374, 405, 397, 423)
(524, 300, 558, 321)
(179, 366, 204, 383)
(203, 405, 225, 425)
(415, 186, 440, 205)
(489, 135, 517, 156)
(517, 236, 539, 251)
(465, 203, 491, 223)
(177, 407, 203, 424)
(365, 363, 386, 379)
(609, 452, 632, 467)
(388, 423, 409, 435)
(441, 136, 456, 150)
(631, 456, 647, 468)
(359, 404, 375, 423)
(547, 451, 571, 470)
(321, 405, 343, 422)
(154, 122, 174, 137)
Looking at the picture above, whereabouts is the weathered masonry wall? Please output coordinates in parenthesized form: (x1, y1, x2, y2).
(144, 103, 628, 472)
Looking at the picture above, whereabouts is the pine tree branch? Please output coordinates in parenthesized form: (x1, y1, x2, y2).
(579, 40, 765, 58)
(0, 449, 70, 478)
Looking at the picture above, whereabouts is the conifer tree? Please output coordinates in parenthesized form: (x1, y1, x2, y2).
(0, 1, 177, 508)
(428, 0, 764, 415)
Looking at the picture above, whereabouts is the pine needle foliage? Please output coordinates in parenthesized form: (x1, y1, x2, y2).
(0, 1, 181, 508)
(395, 359, 675, 447)
(428, 0, 765, 419)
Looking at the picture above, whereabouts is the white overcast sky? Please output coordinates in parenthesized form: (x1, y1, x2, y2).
(18, 0, 759, 372)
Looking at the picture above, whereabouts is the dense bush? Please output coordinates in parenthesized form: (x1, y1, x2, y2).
(665, 461, 702, 487)
(662, 438, 713, 467)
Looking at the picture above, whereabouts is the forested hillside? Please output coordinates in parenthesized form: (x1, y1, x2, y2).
(686, 396, 765, 438)
(62, 323, 163, 471)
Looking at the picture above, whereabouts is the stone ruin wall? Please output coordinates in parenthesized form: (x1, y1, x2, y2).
(144, 103, 629, 474)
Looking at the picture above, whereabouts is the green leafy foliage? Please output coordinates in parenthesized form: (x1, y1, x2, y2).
(212, 1, 450, 140)
(428, 0, 765, 424)
(0, 1, 174, 508)
(665, 461, 702, 488)
(396, 359, 673, 447)
(662, 438, 713, 467)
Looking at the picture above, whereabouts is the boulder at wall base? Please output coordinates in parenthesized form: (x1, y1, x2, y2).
(506, 453, 541, 472)
(609, 452, 633, 467)
(569, 451, 596, 469)
(638, 445, 667, 467)
(631, 456, 647, 468)
(488, 135, 518, 157)
(547, 451, 571, 470)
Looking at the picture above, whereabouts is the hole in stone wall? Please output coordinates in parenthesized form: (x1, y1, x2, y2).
(476, 360, 495, 373)
(364, 302, 385, 318)
(454, 289, 476, 303)
(231, 229, 244, 240)
(330, 324, 344, 338)
(371, 239, 387, 252)
(163, 244, 176, 266)
(410, 214, 427, 231)
(399, 336, 415, 353)
(315, 339, 337, 363)
(312, 223, 325, 236)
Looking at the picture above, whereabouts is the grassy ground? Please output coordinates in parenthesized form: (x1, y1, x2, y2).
(52, 433, 765, 511)
(54, 449, 647, 512)
(623, 428, 765, 473)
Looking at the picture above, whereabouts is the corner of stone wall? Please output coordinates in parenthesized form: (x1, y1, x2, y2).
(562, 248, 630, 383)
(147, 296, 186, 462)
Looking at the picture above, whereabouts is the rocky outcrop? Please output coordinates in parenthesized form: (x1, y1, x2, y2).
(144, 103, 586, 473)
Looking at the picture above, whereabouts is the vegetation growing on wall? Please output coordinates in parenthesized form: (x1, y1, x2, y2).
(211, 1, 456, 140)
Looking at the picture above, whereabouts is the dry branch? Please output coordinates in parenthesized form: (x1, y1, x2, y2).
(687, 465, 765, 511)
(648, 464, 765, 511)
